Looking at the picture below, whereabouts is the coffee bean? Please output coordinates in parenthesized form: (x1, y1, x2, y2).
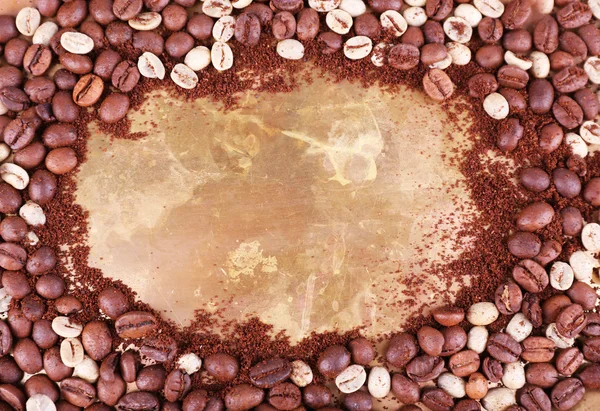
(165, 32, 194, 59)
(496, 118, 523, 152)
(557, 2, 591, 29)
(54, 69, 77, 91)
(113, 0, 143, 20)
(342, 391, 371, 411)
(60, 53, 94, 75)
(560, 32, 587, 64)
(426, 0, 453, 20)
(0, 243, 26, 271)
(267, 383, 300, 410)
(423, 69, 454, 102)
(347, 338, 374, 365)
(97, 374, 126, 406)
(99, 93, 130, 124)
(43, 123, 77, 149)
(0, 355, 24, 384)
(556, 304, 587, 339)
(186, 14, 214, 40)
(517, 385, 551, 411)
(478, 17, 503, 43)
(28, 170, 57, 205)
(508, 232, 541, 259)
(0, 217, 28, 244)
(475, 45, 504, 69)
(105, 22, 133, 47)
(516, 202, 555, 232)
(272, 12, 296, 40)
(23, 45, 52, 76)
(534, 15, 559, 53)
(182, 390, 208, 411)
(521, 293, 543, 328)
(0, 88, 29, 112)
(24, 78, 56, 105)
(140, 336, 177, 363)
(423, 20, 444, 43)
(56, 0, 88, 28)
(421, 387, 453, 411)
(417, 326, 444, 356)
(503, 29, 532, 53)
(566, 281, 597, 310)
(583, 178, 600, 206)
(99, 352, 120, 382)
(204, 352, 239, 382)
(0, 15, 18, 44)
(73, 74, 104, 107)
(494, 282, 522, 315)
(289, 360, 312, 387)
(0, 67, 24, 90)
(406, 355, 444, 382)
(302, 384, 332, 408)
(556, 347, 584, 376)
(235, 14, 261, 46)
(163, 370, 191, 402)
(553, 67, 588, 93)
(14, 338, 43, 374)
(579, 364, 600, 389)
(390, 374, 420, 404)
(116, 392, 160, 411)
(465, 373, 487, 400)
(225, 384, 265, 411)
(132, 31, 164, 56)
(89, 0, 117, 25)
(24, 374, 59, 402)
(21, 294, 46, 321)
(560, 207, 583, 236)
(481, 357, 503, 384)
(81, 321, 112, 361)
(501, 0, 530, 29)
(94, 50, 122, 82)
(487, 333, 522, 363)
(250, 358, 292, 387)
(528, 79, 554, 114)
(583, 337, 600, 362)
(7, 307, 32, 339)
(115, 311, 158, 339)
(96, 287, 128, 319)
(448, 350, 480, 377)
(3, 116, 41, 151)
(386, 333, 418, 368)
(525, 363, 558, 389)
(137, 365, 167, 392)
(550, 50, 575, 71)
(5, 38, 29, 67)
(542, 295, 571, 325)
(519, 167, 550, 193)
(498, 66, 529, 90)
(46, 147, 78, 175)
(0, 384, 26, 411)
(2, 270, 30, 299)
(553, 168, 581, 198)
(0, 321, 12, 357)
(388, 44, 420, 70)
(432, 307, 464, 326)
(440, 326, 467, 356)
(551, 378, 585, 410)
(521, 336, 555, 362)
(120, 350, 140, 383)
(31, 319, 58, 350)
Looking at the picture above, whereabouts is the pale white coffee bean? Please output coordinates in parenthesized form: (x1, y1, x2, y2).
(344, 36, 373, 60)
(129, 12, 162, 31)
(20, 201, 46, 226)
(367, 366, 390, 399)
(565, 133, 588, 158)
(536, 0, 554, 14)
(335, 365, 367, 394)
(52, 316, 83, 338)
(0, 144, 9, 163)
(16, 7, 41, 36)
(326, 10, 353, 34)
(203, 0, 233, 18)
(482, 388, 516, 411)
(60, 32, 94, 55)
(60, 337, 85, 367)
(505, 313, 532, 343)
(590, 0, 600, 19)
(550, 261, 574, 290)
(446, 42, 471, 65)
(171, 64, 198, 89)
(403, 7, 427, 27)
(26, 394, 56, 411)
(580, 121, 600, 145)
(438, 373, 466, 398)
(380, 11, 407, 37)
(569, 250, 598, 281)
(467, 326, 488, 353)
(582, 223, 600, 252)
(212, 42, 234, 70)
(473, 0, 505, 18)
(0, 288, 12, 314)
(178, 353, 202, 375)
(138, 52, 165, 79)
(33, 21, 59, 46)
(371, 43, 388, 67)
(276, 39, 305, 60)
(444, 17, 472, 43)
(546, 323, 574, 348)
(213, 16, 236, 42)
(309, 0, 342, 12)
(483, 93, 509, 119)
(454, 4, 482, 27)
(185, 46, 211, 71)
(502, 362, 526, 390)
(505, 51, 532, 71)
(530, 51, 550, 78)
(0, 101, 7, 116)
(74, 355, 100, 383)
(405, 0, 426, 6)
(25, 231, 39, 246)
(0, 163, 29, 190)
(232, 0, 253, 8)
(431, 54, 452, 69)
(339, 0, 366, 17)
(290, 360, 313, 387)
(467, 302, 499, 325)
(584, 57, 600, 84)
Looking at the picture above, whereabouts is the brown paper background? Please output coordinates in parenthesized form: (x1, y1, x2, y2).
(2, 1, 599, 409)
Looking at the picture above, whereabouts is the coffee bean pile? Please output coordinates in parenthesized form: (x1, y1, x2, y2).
(0, 0, 599, 411)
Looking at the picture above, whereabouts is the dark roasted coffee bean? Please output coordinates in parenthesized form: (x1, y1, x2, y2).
(225, 384, 264, 411)
(165, 32, 194, 58)
(553, 96, 584, 129)
(482, 357, 503, 383)
(115, 311, 158, 339)
(521, 336, 555, 362)
(566, 281, 597, 310)
(204, 352, 239, 382)
(342, 391, 371, 411)
(0, 183, 22, 214)
(272, 12, 296, 40)
(475, 45, 504, 69)
(99, 93, 130, 124)
(550, 50, 575, 71)
(113, 0, 143, 20)
(205, 397, 224, 411)
(497, 118, 523, 152)
(5, 38, 29, 67)
(56, 0, 88, 27)
(521, 293, 542, 327)
(29, 170, 57, 205)
(32, 319, 59, 349)
(25, 374, 59, 402)
(183, 390, 208, 411)
(60, 53, 93, 75)
(516, 202, 554, 232)
(553, 66, 588, 93)
(161, 4, 188, 31)
(534, 15, 559, 53)
(23, 44, 52, 76)
(478, 17, 503, 44)
(584, 178, 600, 206)
(391, 374, 419, 404)
(235, 14, 262, 47)
(503, 29, 532, 53)
(542, 295, 572, 325)
(556, 347, 584, 376)
(250, 358, 292, 387)
(422, 69, 454, 102)
(0, 87, 29, 112)
(0, 356, 24, 384)
(137, 365, 167, 392)
(388, 44, 420, 70)
(551, 378, 585, 410)
(61, 378, 96, 408)
(2, 270, 30, 299)
(448, 350, 479, 377)
(417, 326, 444, 356)
(453, 399, 481, 411)
(495, 282, 523, 315)
(348, 338, 375, 365)
(556, 2, 591, 29)
(556, 304, 587, 339)
(54, 69, 78, 91)
(583, 337, 600, 362)
(140, 337, 177, 363)
(579, 364, 600, 389)
(164, 369, 192, 402)
(528, 79, 554, 114)
(268, 383, 301, 411)
(271, 0, 303, 13)
(421, 43, 447, 66)
(386, 333, 418, 368)
(422, 20, 445, 44)
(559, 32, 587, 63)
(13, 338, 43, 374)
(440, 326, 467, 356)
(405, 355, 444, 382)
(0, 66, 24, 90)
(35, 274, 65, 300)
(526, 363, 558, 388)
(517, 385, 551, 411)
(421, 387, 453, 411)
(425, 0, 453, 20)
(583, 313, 600, 337)
(0, 384, 26, 411)
(487, 333, 522, 363)
(501, 0, 531, 29)
(0, 243, 26, 271)
(3, 116, 41, 151)
(116, 392, 160, 411)
(105, 22, 133, 47)
(303, 385, 331, 408)
(82, 321, 112, 361)
(578, 24, 600, 55)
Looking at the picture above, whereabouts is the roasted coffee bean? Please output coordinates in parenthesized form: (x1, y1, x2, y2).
(80, 21, 106, 50)
(115, 311, 158, 339)
(388, 44, 420, 70)
(225, 384, 265, 411)
(97, 287, 129, 319)
(528, 79, 554, 114)
(487, 333, 522, 363)
(159, 5, 186, 32)
(583, 337, 600, 362)
(553, 96, 584, 129)
(271, 0, 303, 13)
(22, 294, 46, 321)
(342, 391, 371, 411)
(551, 378, 585, 410)
(550, 51, 575, 71)
(497, 118, 523, 152)
(440, 326, 467, 356)
(183, 390, 208, 411)
(368, 0, 401, 13)
(113, 0, 143, 20)
(105, 22, 132, 47)
(448, 350, 480, 377)
(54, 69, 77, 91)
(386, 333, 418, 368)
(0, 384, 26, 411)
(5, 38, 30, 67)
(120, 350, 140, 383)
(165, 32, 194, 59)
(494, 282, 522, 315)
(235, 14, 262, 47)
(0, 87, 29, 112)
(421, 387, 453, 411)
(250, 358, 292, 387)
(295, 9, 319, 41)
(516, 202, 554, 232)
(432, 307, 464, 326)
(272, 12, 296, 40)
(521, 293, 542, 327)
(136, 365, 167, 392)
(25, 374, 59, 402)
(521, 336, 555, 362)
(56, 0, 88, 27)
(553, 67, 588, 93)
(560, 207, 583, 236)
(556, 304, 587, 339)
(89, 0, 117, 25)
(204, 352, 239, 382)
(140, 337, 177, 363)
(578, 24, 600, 56)
(574, 88, 599, 120)
(579, 364, 600, 389)
(99, 93, 130, 124)
(556, 347, 584, 376)
(425, 0, 453, 21)
(482, 357, 503, 383)
(353, 14, 380, 39)
(453, 399, 480, 411)
(517, 385, 551, 411)
(99, 352, 120, 382)
(13, 338, 43, 374)
(94, 50, 122, 82)
(397, 27, 422, 48)
(525, 363, 558, 388)
(405, 355, 444, 382)
(186, 14, 214, 40)
(0, 243, 27, 271)
(268, 383, 301, 411)
(423, 20, 444, 44)
(0, 356, 24, 384)
(32, 319, 59, 349)
(508, 232, 541, 259)
(475, 45, 504, 69)
(43, 123, 77, 148)
(0, 321, 12, 357)
(0, 217, 27, 243)
(556, 2, 591, 29)
(163, 369, 192, 402)
(498, 65, 530, 90)
(421, 43, 447, 66)
(3, 116, 42, 151)
(0, 16, 18, 43)
(501, 0, 531, 29)
(0, 183, 22, 214)
(29, 170, 57, 205)
(584, 178, 600, 206)
(132, 31, 164, 56)
(583, 313, 600, 337)
(8, 307, 33, 338)
(2, 270, 30, 299)
(0, 66, 24, 90)
(35, 274, 65, 300)
(303, 384, 331, 408)
(538, 124, 563, 155)
(422, 69, 454, 102)
(566, 281, 597, 310)
(97, 374, 126, 406)
(479, 17, 503, 44)
(61, 378, 96, 408)
(390, 374, 419, 404)
(553, 168, 581, 198)
(81, 321, 112, 361)
(46, 147, 77, 175)
(204, 397, 224, 411)
(73, 74, 104, 108)
(468, 74, 498, 99)
(559, 32, 587, 63)
(24, 78, 56, 104)
(503, 29, 532, 53)
(60, 53, 93, 75)
(347, 338, 374, 365)
(23, 44, 52, 76)
(116, 392, 160, 411)
(534, 15, 559, 53)
(417, 326, 444, 356)
(542, 295, 572, 324)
